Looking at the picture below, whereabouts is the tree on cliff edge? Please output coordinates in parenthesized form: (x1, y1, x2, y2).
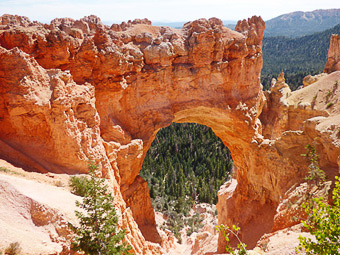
(69, 162, 133, 255)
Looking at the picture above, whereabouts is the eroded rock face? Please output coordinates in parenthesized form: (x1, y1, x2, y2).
(324, 31, 340, 73)
(0, 14, 339, 254)
(0, 47, 107, 175)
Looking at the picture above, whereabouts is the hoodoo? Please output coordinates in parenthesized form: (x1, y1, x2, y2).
(324, 31, 340, 73)
(0, 14, 339, 253)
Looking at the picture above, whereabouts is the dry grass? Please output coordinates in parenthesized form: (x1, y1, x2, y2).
(0, 167, 25, 177)
(4, 242, 21, 255)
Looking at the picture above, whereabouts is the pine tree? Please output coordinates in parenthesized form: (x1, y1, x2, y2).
(70, 162, 133, 255)
(150, 185, 156, 199)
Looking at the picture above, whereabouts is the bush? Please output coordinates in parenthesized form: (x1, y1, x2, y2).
(0, 167, 10, 173)
(69, 162, 133, 255)
(186, 213, 203, 236)
(162, 211, 184, 243)
(326, 102, 334, 109)
(296, 176, 340, 254)
(4, 242, 21, 255)
(69, 175, 90, 196)
(216, 224, 247, 255)
(54, 180, 64, 187)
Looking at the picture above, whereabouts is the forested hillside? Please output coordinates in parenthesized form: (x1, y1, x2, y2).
(140, 123, 232, 240)
(264, 9, 340, 37)
(261, 24, 340, 90)
(140, 123, 233, 206)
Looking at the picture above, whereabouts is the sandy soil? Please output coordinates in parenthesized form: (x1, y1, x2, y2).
(0, 159, 81, 254)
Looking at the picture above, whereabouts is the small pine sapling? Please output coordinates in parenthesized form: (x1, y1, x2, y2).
(301, 140, 325, 187)
(69, 162, 133, 255)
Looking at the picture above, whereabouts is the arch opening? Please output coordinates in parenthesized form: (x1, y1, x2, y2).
(140, 122, 234, 242)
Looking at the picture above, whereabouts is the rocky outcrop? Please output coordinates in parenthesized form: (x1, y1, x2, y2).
(0, 14, 339, 254)
(324, 30, 340, 73)
(255, 224, 315, 254)
(123, 176, 161, 244)
(0, 47, 107, 175)
(217, 69, 340, 251)
(303, 73, 327, 87)
(272, 181, 331, 232)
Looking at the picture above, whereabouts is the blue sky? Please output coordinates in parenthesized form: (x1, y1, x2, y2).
(0, 0, 340, 24)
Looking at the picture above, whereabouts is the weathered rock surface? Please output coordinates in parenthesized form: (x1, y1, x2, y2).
(123, 175, 161, 244)
(217, 70, 340, 250)
(303, 73, 327, 87)
(160, 203, 218, 255)
(0, 167, 78, 255)
(255, 224, 315, 254)
(272, 180, 331, 232)
(0, 14, 339, 254)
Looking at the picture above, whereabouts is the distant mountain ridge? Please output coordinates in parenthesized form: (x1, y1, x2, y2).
(103, 9, 340, 37)
(261, 23, 340, 90)
(265, 8, 340, 37)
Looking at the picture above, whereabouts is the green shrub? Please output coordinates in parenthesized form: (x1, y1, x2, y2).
(326, 102, 334, 109)
(0, 167, 10, 173)
(296, 176, 340, 254)
(186, 213, 203, 236)
(4, 242, 21, 255)
(326, 90, 333, 101)
(216, 224, 247, 255)
(162, 211, 184, 243)
(69, 175, 90, 196)
(69, 162, 132, 255)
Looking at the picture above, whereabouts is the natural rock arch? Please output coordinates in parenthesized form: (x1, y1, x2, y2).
(1, 14, 340, 253)
(91, 16, 268, 245)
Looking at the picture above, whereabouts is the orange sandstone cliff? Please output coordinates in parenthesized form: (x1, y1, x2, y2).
(0, 14, 339, 254)
(324, 28, 340, 73)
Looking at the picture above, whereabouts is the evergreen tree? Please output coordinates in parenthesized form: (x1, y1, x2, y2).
(140, 123, 233, 235)
(150, 185, 156, 199)
(70, 162, 133, 255)
(261, 24, 340, 91)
